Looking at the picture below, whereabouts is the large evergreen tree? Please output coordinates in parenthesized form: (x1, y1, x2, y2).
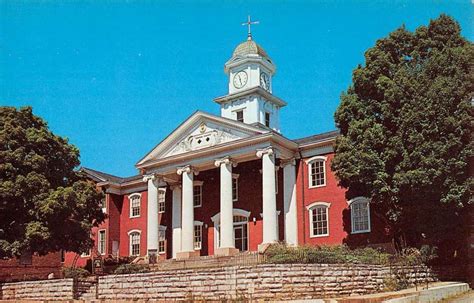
(0, 106, 105, 258)
(332, 15, 473, 253)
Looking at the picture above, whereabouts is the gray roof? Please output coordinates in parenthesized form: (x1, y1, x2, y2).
(80, 167, 142, 184)
(232, 39, 269, 58)
(293, 130, 339, 145)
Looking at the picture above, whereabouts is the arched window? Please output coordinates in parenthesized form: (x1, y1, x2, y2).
(128, 230, 141, 256)
(306, 156, 327, 188)
(307, 202, 330, 237)
(129, 193, 141, 218)
(350, 197, 371, 234)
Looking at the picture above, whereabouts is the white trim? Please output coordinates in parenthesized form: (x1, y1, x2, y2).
(304, 155, 328, 164)
(232, 175, 239, 202)
(211, 208, 251, 223)
(193, 183, 203, 208)
(349, 197, 371, 234)
(307, 202, 330, 238)
(158, 225, 167, 255)
(193, 221, 203, 250)
(158, 188, 166, 214)
(306, 156, 327, 189)
(97, 229, 107, 256)
(128, 193, 142, 218)
(128, 230, 141, 256)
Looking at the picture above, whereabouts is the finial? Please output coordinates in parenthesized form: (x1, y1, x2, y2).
(242, 15, 259, 41)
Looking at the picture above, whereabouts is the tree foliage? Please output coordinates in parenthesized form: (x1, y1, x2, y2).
(332, 15, 473, 251)
(0, 106, 105, 258)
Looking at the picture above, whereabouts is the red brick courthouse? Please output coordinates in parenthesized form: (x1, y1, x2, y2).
(63, 35, 390, 267)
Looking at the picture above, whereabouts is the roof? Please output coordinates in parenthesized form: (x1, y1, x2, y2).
(293, 130, 340, 145)
(80, 167, 142, 184)
(232, 39, 268, 58)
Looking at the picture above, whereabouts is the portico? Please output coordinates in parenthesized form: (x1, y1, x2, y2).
(136, 111, 299, 259)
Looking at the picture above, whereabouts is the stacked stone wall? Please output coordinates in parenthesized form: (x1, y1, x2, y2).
(0, 278, 74, 300)
(98, 263, 435, 301)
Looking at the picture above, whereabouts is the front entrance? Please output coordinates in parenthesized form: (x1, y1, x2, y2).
(212, 210, 250, 253)
(233, 218, 248, 251)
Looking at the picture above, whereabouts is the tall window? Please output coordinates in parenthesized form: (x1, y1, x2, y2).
(158, 189, 166, 213)
(100, 197, 107, 213)
(129, 231, 140, 256)
(351, 198, 371, 233)
(158, 226, 166, 254)
(308, 202, 330, 237)
(98, 230, 106, 255)
(193, 185, 202, 207)
(194, 223, 202, 250)
(232, 175, 239, 201)
(129, 194, 141, 218)
(265, 112, 271, 127)
(307, 157, 327, 188)
(236, 110, 244, 123)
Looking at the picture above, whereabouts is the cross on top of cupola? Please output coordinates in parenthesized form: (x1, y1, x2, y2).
(242, 15, 259, 41)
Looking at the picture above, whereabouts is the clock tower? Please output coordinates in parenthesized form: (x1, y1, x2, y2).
(214, 17, 286, 133)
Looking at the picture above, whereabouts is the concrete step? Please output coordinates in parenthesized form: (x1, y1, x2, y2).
(383, 282, 471, 303)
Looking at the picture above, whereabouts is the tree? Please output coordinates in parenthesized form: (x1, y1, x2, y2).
(332, 15, 473, 254)
(0, 106, 105, 258)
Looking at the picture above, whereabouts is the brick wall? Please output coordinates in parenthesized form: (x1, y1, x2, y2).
(0, 278, 74, 300)
(97, 263, 435, 301)
(0, 252, 62, 282)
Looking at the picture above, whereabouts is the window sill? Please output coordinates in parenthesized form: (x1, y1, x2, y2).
(194, 205, 202, 208)
(351, 229, 371, 234)
(158, 211, 165, 214)
(129, 215, 141, 219)
(308, 184, 327, 189)
(309, 234, 329, 238)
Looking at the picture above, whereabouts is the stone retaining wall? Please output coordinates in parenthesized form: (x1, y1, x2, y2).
(98, 264, 435, 301)
(0, 278, 74, 300)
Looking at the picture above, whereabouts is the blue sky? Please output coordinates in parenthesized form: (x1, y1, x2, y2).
(1, 1, 472, 177)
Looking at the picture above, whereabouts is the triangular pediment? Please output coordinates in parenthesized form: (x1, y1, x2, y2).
(136, 111, 268, 166)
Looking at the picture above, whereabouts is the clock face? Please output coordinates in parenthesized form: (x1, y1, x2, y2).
(260, 72, 270, 91)
(233, 71, 248, 89)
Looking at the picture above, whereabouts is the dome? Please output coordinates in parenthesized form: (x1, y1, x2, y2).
(232, 39, 269, 58)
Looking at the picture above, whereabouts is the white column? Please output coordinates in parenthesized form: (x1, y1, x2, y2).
(143, 174, 158, 255)
(177, 165, 195, 253)
(282, 159, 298, 246)
(257, 147, 278, 244)
(171, 185, 182, 259)
(214, 157, 235, 250)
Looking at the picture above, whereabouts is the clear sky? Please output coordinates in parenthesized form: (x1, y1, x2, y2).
(1, 1, 472, 177)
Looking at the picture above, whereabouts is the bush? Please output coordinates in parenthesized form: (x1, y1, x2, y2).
(265, 244, 391, 265)
(62, 267, 90, 278)
(113, 264, 150, 274)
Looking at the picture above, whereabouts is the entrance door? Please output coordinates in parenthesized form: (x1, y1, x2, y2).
(234, 223, 248, 251)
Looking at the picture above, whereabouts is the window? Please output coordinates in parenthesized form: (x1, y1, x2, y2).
(100, 197, 107, 213)
(236, 110, 244, 123)
(232, 174, 239, 201)
(81, 250, 91, 257)
(265, 112, 271, 127)
(129, 231, 141, 256)
(129, 194, 141, 218)
(158, 226, 166, 254)
(194, 223, 202, 250)
(158, 189, 166, 213)
(307, 156, 327, 188)
(98, 230, 106, 255)
(351, 198, 371, 233)
(308, 202, 330, 237)
(193, 185, 202, 207)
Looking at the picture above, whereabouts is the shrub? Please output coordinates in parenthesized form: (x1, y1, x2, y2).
(62, 267, 90, 278)
(265, 244, 392, 265)
(113, 263, 150, 274)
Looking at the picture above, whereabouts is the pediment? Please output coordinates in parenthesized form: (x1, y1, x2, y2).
(137, 112, 267, 166)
